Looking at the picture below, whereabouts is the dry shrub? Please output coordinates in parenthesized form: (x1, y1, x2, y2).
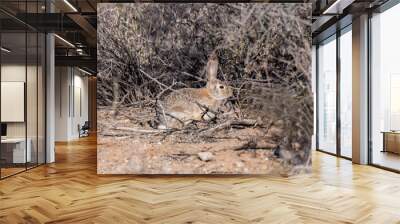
(97, 3, 312, 168)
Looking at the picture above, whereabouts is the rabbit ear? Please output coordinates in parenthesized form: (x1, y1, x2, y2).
(206, 52, 218, 82)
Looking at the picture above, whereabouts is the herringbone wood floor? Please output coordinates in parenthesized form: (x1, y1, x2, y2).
(1, 136, 400, 224)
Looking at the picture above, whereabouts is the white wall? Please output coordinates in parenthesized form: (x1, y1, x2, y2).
(1, 63, 46, 164)
(1, 65, 27, 139)
(1, 82, 25, 122)
(55, 67, 89, 141)
(55, 66, 70, 141)
(72, 73, 89, 138)
(1, 65, 42, 137)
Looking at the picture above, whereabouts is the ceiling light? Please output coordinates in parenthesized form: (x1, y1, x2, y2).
(63, 0, 78, 12)
(76, 48, 85, 55)
(54, 34, 75, 48)
(78, 68, 93, 76)
(323, 0, 341, 14)
(323, 0, 354, 15)
(1, 47, 11, 53)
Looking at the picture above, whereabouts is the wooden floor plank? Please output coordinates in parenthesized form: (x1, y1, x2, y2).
(0, 136, 400, 223)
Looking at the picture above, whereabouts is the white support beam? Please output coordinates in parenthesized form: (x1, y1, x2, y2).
(46, 2, 56, 163)
(352, 14, 369, 164)
(46, 33, 55, 163)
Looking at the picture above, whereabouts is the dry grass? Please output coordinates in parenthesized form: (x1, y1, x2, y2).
(97, 3, 312, 174)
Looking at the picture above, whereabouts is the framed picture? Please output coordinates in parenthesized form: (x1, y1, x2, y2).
(97, 3, 312, 175)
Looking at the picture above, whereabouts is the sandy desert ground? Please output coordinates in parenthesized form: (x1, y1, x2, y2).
(97, 107, 292, 175)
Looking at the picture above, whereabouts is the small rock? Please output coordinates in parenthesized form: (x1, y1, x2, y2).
(198, 152, 214, 162)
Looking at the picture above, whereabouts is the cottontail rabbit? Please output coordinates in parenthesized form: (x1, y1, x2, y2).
(156, 52, 233, 129)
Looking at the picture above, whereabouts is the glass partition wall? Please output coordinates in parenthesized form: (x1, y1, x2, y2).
(317, 35, 337, 155)
(316, 25, 353, 159)
(370, 3, 400, 171)
(0, 2, 46, 179)
(316, 1, 400, 171)
(339, 26, 352, 159)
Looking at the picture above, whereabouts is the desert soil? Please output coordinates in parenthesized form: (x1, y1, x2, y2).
(97, 107, 286, 175)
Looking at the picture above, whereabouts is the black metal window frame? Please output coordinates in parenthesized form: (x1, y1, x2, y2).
(315, 23, 353, 161)
(0, 0, 48, 180)
(315, 0, 400, 173)
(367, 0, 400, 173)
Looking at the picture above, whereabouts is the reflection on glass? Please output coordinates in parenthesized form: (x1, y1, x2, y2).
(1, 32, 27, 177)
(318, 36, 337, 154)
(27, 32, 38, 169)
(371, 4, 400, 171)
(38, 33, 46, 165)
(312, 46, 317, 150)
(340, 28, 352, 158)
(0, 1, 47, 179)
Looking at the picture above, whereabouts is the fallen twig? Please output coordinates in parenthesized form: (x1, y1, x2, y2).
(231, 140, 277, 151)
(199, 119, 258, 135)
(112, 127, 168, 133)
(101, 132, 131, 137)
(165, 153, 195, 161)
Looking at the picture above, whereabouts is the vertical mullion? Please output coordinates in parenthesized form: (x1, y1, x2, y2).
(336, 29, 341, 157)
(367, 11, 373, 165)
(0, 23, 2, 179)
(44, 34, 47, 164)
(36, 0, 39, 167)
(25, 0, 28, 171)
(44, 0, 47, 164)
(316, 45, 320, 151)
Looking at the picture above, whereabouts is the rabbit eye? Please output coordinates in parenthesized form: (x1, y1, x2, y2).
(219, 85, 224, 89)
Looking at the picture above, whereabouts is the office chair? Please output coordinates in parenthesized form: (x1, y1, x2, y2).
(79, 121, 90, 138)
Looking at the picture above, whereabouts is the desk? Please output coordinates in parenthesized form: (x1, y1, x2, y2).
(382, 131, 400, 154)
(1, 138, 31, 163)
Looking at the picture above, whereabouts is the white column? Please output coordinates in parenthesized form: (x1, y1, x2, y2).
(352, 14, 369, 164)
(46, 32, 55, 163)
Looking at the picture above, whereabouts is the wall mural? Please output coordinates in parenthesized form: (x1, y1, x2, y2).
(97, 3, 313, 175)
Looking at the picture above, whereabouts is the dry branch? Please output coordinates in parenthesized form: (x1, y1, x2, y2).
(112, 127, 168, 133)
(199, 119, 258, 135)
(97, 3, 313, 166)
(231, 140, 277, 151)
